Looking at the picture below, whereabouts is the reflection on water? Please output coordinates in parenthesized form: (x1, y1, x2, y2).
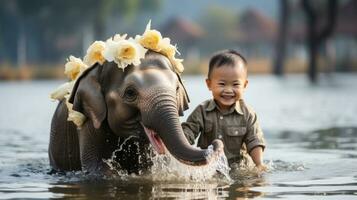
(308, 127, 357, 150)
(151, 183, 229, 199)
(279, 127, 357, 149)
(1, 74, 357, 199)
(256, 176, 357, 199)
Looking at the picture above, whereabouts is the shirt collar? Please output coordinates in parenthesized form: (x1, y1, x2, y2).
(205, 99, 244, 115)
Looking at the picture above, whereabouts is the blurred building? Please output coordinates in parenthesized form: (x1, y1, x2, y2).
(160, 17, 204, 60)
(236, 9, 277, 58)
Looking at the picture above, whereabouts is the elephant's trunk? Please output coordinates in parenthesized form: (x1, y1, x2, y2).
(140, 89, 223, 166)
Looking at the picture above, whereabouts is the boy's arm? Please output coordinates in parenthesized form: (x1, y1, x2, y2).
(249, 146, 267, 171)
(244, 110, 266, 169)
(181, 106, 204, 145)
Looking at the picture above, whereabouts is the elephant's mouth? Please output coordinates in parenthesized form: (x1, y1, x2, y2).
(142, 124, 166, 154)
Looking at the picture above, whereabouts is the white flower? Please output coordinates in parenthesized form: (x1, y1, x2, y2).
(50, 81, 75, 101)
(68, 108, 86, 127)
(105, 34, 127, 43)
(171, 57, 184, 73)
(83, 41, 106, 66)
(64, 56, 88, 80)
(112, 34, 127, 42)
(65, 95, 86, 127)
(103, 38, 147, 70)
(158, 37, 178, 58)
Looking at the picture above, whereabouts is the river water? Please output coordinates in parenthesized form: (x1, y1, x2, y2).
(0, 74, 357, 199)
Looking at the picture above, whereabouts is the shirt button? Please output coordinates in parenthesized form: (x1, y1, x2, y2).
(219, 116, 223, 120)
(234, 131, 238, 135)
(218, 135, 222, 139)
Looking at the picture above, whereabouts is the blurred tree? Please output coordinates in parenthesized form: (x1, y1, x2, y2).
(0, 1, 18, 63)
(301, 0, 338, 82)
(92, 0, 161, 39)
(274, 0, 290, 76)
(0, 0, 162, 66)
(198, 6, 239, 54)
(14, 0, 57, 65)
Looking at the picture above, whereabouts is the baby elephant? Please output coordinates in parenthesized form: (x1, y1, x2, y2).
(49, 51, 223, 174)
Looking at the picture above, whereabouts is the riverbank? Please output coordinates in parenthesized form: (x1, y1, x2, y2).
(0, 64, 64, 80)
(0, 57, 341, 80)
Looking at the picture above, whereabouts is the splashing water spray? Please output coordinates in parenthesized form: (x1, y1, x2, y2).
(104, 137, 232, 183)
(103, 135, 141, 178)
(150, 144, 232, 182)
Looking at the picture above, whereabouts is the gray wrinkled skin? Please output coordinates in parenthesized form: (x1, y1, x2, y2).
(49, 51, 222, 175)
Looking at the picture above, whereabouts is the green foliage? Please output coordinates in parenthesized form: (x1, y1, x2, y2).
(0, 0, 162, 64)
(199, 5, 239, 37)
(198, 5, 240, 54)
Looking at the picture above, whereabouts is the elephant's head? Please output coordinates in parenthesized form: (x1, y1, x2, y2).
(68, 51, 223, 166)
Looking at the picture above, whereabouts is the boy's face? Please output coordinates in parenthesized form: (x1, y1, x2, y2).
(206, 63, 248, 111)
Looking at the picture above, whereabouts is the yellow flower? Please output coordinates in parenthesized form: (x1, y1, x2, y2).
(117, 42, 136, 60)
(138, 20, 163, 51)
(83, 41, 106, 66)
(103, 38, 147, 70)
(138, 21, 183, 73)
(64, 56, 88, 80)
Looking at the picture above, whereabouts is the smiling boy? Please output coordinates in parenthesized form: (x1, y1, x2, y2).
(182, 49, 266, 171)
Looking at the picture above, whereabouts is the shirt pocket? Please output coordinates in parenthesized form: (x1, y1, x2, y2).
(226, 127, 246, 136)
(224, 126, 246, 153)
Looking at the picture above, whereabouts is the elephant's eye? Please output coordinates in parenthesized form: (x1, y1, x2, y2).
(124, 87, 137, 102)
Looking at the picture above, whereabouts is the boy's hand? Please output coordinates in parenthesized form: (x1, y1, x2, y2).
(255, 164, 268, 173)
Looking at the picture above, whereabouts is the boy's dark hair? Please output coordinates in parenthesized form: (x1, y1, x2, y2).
(208, 49, 247, 78)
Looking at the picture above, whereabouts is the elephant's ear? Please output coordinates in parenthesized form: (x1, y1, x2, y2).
(68, 63, 107, 129)
(176, 74, 190, 116)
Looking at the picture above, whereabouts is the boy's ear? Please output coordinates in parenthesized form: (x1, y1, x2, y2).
(244, 79, 249, 89)
(205, 78, 212, 90)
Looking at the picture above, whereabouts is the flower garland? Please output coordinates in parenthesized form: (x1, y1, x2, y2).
(50, 20, 184, 127)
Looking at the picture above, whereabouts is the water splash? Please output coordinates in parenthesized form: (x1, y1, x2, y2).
(103, 141, 232, 183)
(149, 153, 231, 183)
(103, 135, 140, 178)
(148, 144, 232, 183)
(205, 144, 231, 181)
(268, 160, 306, 172)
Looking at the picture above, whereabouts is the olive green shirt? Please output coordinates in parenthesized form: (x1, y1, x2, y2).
(182, 99, 265, 162)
